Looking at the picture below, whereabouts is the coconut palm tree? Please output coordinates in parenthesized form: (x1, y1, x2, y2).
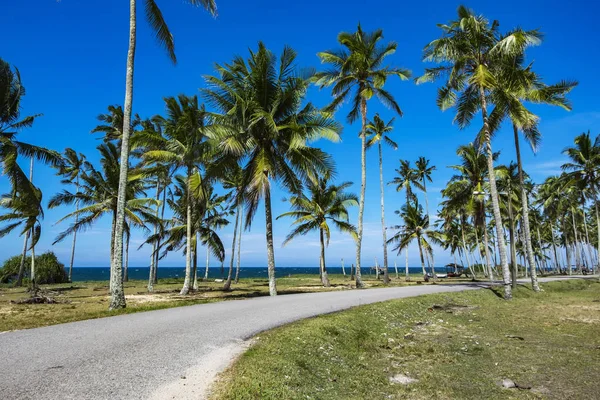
(487, 56, 577, 291)
(417, 5, 541, 298)
(314, 25, 411, 288)
(415, 157, 436, 216)
(49, 143, 158, 284)
(562, 131, 600, 274)
(202, 43, 341, 296)
(388, 200, 442, 280)
(141, 95, 215, 295)
(222, 164, 244, 290)
(111, 0, 218, 310)
(278, 174, 358, 287)
(366, 114, 397, 284)
(55, 148, 89, 282)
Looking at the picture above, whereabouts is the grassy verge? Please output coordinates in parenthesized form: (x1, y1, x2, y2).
(211, 279, 600, 400)
(0, 273, 461, 331)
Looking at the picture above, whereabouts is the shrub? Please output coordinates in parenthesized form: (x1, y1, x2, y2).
(0, 252, 68, 284)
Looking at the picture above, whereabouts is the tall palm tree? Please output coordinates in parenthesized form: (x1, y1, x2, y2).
(222, 164, 244, 290)
(488, 56, 577, 291)
(418, 6, 540, 299)
(415, 157, 436, 216)
(55, 148, 89, 282)
(366, 114, 397, 284)
(562, 131, 600, 275)
(278, 174, 358, 287)
(202, 43, 341, 296)
(112, 0, 218, 310)
(388, 200, 442, 280)
(142, 95, 214, 295)
(315, 25, 411, 288)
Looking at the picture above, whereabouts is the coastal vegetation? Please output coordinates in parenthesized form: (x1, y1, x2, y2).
(0, 3, 594, 316)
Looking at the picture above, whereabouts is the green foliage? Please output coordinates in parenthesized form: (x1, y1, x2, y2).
(0, 251, 68, 284)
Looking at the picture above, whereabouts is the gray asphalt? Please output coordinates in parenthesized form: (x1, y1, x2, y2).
(0, 276, 588, 399)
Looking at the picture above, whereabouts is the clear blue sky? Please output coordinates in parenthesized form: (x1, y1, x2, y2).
(1, 0, 599, 269)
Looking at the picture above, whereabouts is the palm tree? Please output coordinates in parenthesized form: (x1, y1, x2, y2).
(202, 43, 341, 296)
(415, 157, 436, 216)
(366, 114, 397, 284)
(388, 200, 442, 280)
(55, 148, 89, 282)
(111, 0, 218, 310)
(0, 187, 43, 292)
(418, 6, 540, 299)
(315, 25, 411, 288)
(488, 55, 577, 291)
(141, 95, 214, 295)
(200, 188, 229, 285)
(278, 174, 358, 287)
(222, 164, 244, 290)
(562, 131, 600, 275)
(49, 143, 158, 289)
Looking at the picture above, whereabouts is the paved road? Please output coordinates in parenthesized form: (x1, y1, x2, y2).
(0, 277, 588, 399)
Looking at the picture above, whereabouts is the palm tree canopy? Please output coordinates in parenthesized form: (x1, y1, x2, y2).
(389, 159, 423, 201)
(562, 131, 600, 197)
(314, 24, 411, 123)
(388, 200, 443, 254)
(366, 113, 397, 149)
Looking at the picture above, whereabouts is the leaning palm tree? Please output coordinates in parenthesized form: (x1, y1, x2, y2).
(55, 148, 89, 282)
(388, 200, 442, 280)
(366, 114, 397, 284)
(222, 163, 245, 290)
(141, 95, 214, 295)
(278, 174, 358, 287)
(417, 5, 541, 299)
(315, 25, 411, 288)
(562, 131, 600, 275)
(111, 0, 218, 310)
(202, 43, 341, 296)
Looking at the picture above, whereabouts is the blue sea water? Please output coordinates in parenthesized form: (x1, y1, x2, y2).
(70, 266, 448, 282)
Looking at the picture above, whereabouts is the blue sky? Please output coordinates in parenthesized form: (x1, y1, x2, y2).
(1, 0, 599, 270)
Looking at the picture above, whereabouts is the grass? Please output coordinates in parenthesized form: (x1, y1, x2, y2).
(0, 272, 461, 332)
(211, 279, 600, 400)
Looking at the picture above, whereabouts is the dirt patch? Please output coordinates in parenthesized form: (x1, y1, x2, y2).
(126, 294, 172, 304)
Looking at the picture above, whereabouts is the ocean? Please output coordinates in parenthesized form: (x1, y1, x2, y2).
(70, 266, 448, 282)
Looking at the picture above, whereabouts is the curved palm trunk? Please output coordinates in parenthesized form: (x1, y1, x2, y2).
(417, 235, 427, 280)
(109, 0, 136, 310)
(319, 228, 330, 287)
(16, 230, 29, 287)
(234, 205, 242, 284)
(341, 258, 346, 276)
(405, 248, 410, 281)
(564, 219, 572, 275)
(264, 182, 277, 296)
(571, 209, 582, 272)
(30, 228, 37, 294)
(473, 225, 485, 276)
(354, 98, 367, 289)
(378, 142, 389, 284)
(513, 124, 539, 291)
(551, 226, 560, 273)
(68, 177, 80, 283)
(582, 212, 594, 270)
(507, 195, 517, 288)
(192, 240, 198, 290)
(595, 202, 600, 275)
(180, 169, 193, 295)
(482, 216, 495, 281)
(480, 88, 511, 299)
(224, 204, 240, 291)
(394, 260, 398, 279)
(154, 186, 167, 284)
(123, 229, 130, 282)
(460, 216, 475, 279)
(148, 181, 160, 292)
(204, 246, 210, 281)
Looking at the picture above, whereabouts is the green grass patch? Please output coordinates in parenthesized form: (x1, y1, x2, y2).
(212, 279, 600, 400)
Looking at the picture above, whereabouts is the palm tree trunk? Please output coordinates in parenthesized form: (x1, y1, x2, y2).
(192, 239, 198, 290)
(30, 228, 36, 294)
(480, 88, 511, 299)
(508, 195, 517, 288)
(595, 201, 600, 274)
(148, 181, 160, 292)
(405, 248, 410, 281)
(417, 236, 426, 280)
(354, 97, 367, 289)
(473, 225, 485, 276)
(109, 0, 136, 310)
(224, 204, 240, 291)
(204, 245, 210, 281)
(154, 185, 167, 284)
(123, 229, 130, 282)
(460, 216, 475, 279)
(582, 211, 594, 271)
(571, 209, 581, 271)
(482, 213, 495, 281)
(551, 226, 560, 273)
(341, 258, 346, 276)
(378, 142, 389, 284)
(512, 124, 539, 291)
(110, 209, 117, 293)
(180, 168, 193, 295)
(68, 177, 80, 283)
(16, 230, 29, 287)
(319, 228, 330, 287)
(234, 204, 242, 284)
(394, 260, 398, 279)
(264, 182, 277, 296)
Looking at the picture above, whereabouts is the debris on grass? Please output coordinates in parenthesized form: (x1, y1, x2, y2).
(389, 374, 418, 385)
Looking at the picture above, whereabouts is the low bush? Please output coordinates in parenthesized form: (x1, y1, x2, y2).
(0, 252, 68, 284)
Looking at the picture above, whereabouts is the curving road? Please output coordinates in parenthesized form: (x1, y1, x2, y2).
(0, 277, 587, 399)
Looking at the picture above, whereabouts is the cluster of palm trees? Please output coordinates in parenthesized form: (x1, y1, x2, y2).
(2, 4, 592, 310)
